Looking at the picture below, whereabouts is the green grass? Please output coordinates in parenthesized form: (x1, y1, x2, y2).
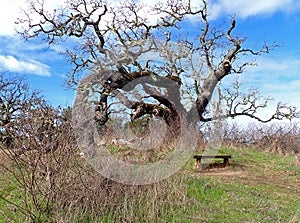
(186, 176, 299, 222)
(185, 147, 300, 222)
(0, 172, 30, 222)
(1, 147, 300, 222)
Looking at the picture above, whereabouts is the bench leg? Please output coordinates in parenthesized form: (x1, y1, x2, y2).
(195, 159, 202, 170)
(224, 158, 229, 167)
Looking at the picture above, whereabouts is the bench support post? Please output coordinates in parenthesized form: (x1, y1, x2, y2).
(195, 158, 202, 170)
(224, 157, 229, 167)
(193, 155, 231, 170)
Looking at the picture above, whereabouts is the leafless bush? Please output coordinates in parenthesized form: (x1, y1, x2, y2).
(223, 121, 300, 155)
(251, 122, 300, 155)
(0, 74, 200, 222)
(0, 97, 79, 221)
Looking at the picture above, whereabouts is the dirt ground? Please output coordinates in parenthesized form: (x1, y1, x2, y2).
(193, 157, 300, 196)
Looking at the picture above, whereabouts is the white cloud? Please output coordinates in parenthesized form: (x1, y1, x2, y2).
(243, 57, 300, 82)
(0, 0, 21, 36)
(0, 0, 63, 36)
(232, 56, 300, 111)
(0, 55, 50, 76)
(209, 0, 300, 19)
(2, 0, 300, 37)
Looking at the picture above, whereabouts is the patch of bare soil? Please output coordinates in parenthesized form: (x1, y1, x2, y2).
(193, 167, 246, 177)
(193, 161, 300, 196)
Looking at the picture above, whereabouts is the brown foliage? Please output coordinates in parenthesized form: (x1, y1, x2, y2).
(223, 122, 300, 155)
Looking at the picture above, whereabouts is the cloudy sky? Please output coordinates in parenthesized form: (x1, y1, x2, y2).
(0, 0, 300, 123)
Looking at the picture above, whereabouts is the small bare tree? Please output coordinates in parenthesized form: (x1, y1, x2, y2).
(0, 75, 199, 221)
(0, 73, 82, 221)
(17, 0, 298, 140)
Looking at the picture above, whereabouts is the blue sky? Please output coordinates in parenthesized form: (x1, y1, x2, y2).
(0, 0, 300, 117)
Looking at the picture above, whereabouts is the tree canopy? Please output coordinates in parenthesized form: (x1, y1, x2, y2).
(17, 0, 298, 138)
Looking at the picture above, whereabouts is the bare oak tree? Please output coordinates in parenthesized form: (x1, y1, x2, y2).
(17, 0, 298, 142)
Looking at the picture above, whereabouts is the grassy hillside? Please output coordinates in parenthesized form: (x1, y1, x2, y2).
(1, 147, 299, 222)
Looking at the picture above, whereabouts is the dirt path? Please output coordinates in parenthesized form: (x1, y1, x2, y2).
(193, 162, 300, 196)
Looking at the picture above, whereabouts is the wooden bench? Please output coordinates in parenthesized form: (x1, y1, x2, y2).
(193, 155, 232, 170)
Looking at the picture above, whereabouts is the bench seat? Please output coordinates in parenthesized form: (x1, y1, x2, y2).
(193, 155, 232, 170)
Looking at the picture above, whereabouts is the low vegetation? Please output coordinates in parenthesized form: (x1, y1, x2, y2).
(1, 144, 299, 222)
